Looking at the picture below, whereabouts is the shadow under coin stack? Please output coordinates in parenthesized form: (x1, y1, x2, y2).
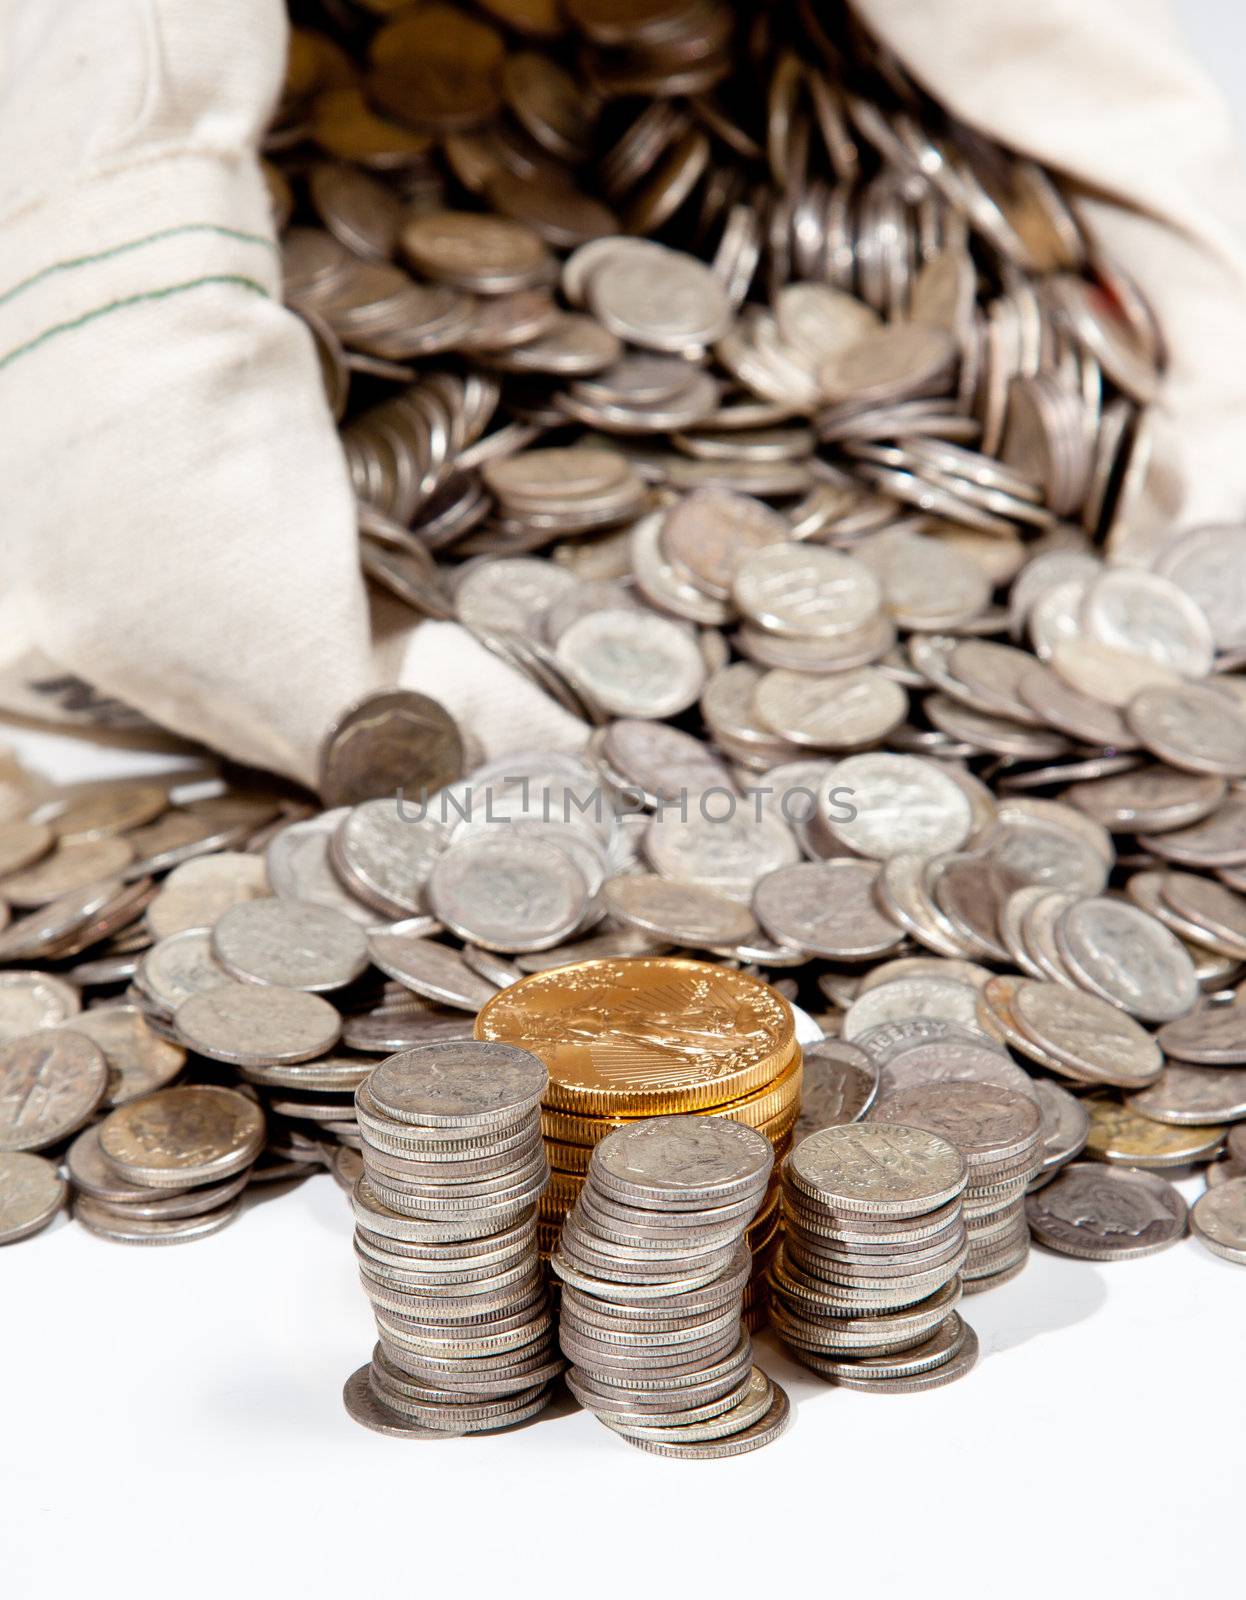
(343, 1040, 562, 1438)
(71, 1085, 265, 1244)
(554, 1117, 790, 1458)
(769, 1124, 979, 1392)
(868, 1082, 1043, 1293)
(474, 957, 799, 1330)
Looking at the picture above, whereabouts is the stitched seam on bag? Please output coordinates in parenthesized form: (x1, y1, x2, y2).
(0, 275, 271, 373)
(0, 224, 277, 307)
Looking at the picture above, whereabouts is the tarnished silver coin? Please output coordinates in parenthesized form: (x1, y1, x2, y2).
(869, 1081, 1041, 1167)
(622, 1379, 790, 1458)
(0, 1150, 66, 1244)
(0, 971, 81, 1043)
(1055, 896, 1198, 1023)
(174, 984, 342, 1066)
(603, 874, 757, 949)
(0, 835, 134, 908)
(1025, 1162, 1187, 1260)
(367, 932, 496, 1011)
(874, 1036, 1038, 1107)
(1157, 1005, 1246, 1066)
(1009, 978, 1163, 1088)
(63, 1004, 186, 1105)
(0, 1029, 108, 1151)
(1030, 1079, 1090, 1178)
(331, 800, 449, 918)
(822, 753, 973, 860)
(787, 1123, 967, 1216)
(366, 1040, 546, 1128)
(793, 1041, 878, 1144)
(318, 690, 464, 811)
(97, 1084, 265, 1189)
(592, 1117, 773, 1206)
(146, 851, 269, 940)
(211, 898, 370, 992)
(427, 835, 588, 952)
(1189, 1177, 1246, 1265)
(753, 859, 904, 960)
(1126, 1064, 1246, 1126)
(74, 1193, 241, 1246)
(135, 928, 233, 1015)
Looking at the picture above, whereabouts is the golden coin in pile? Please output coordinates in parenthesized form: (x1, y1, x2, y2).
(476, 956, 796, 1327)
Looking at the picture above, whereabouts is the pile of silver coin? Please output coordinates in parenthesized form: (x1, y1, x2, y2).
(345, 1040, 561, 1437)
(68, 1085, 265, 1244)
(769, 1122, 978, 1391)
(554, 1117, 790, 1457)
(869, 1080, 1041, 1291)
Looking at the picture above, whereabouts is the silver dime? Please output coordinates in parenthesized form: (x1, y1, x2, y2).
(874, 1037, 1038, 1107)
(822, 753, 973, 860)
(843, 975, 989, 1042)
(1030, 1079, 1090, 1176)
(427, 835, 587, 952)
(0, 971, 82, 1043)
(0, 1029, 108, 1151)
(753, 667, 907, 750)
(62, 1004, 186, 1105)
(555, 608, 706, 718)
(1009, 978, 1163, 1088)
(753, 859, 904, 960)
(1126, 1064, 1246, 1126)
(1055, 896, 1199, 1023)
(145, 851, 268, 940)
(869, 1081, 1041, 1166)
(265, 810, 378, 926)
(74, 1194, 241, 1245)
(1127, 682, 1246, 778)
(621, 1379, 790, 1458)
(1025, 1162, 1187, 1260)
(366, 1041, 546, 1127)
(0, 1150, 66, 1244)
(644, 802, 798, 903)
(603, 874, 757, 948)
(787, 1123, 967, 1216)
(1157, 1005, 1246, 1066)
(732, 543, 882, 639)
(1189, 1177, 1246, 1265)
(592, 1116, 773, 1206)
(332, 800, 449, 918)
(135, 929, 233, 1015)
(98, 1085, 265, 1189)
(211, 898, 369, 992)
(367, 932, 496, 1011)
(174, 984, 342, 1066)
(793, 1041, 878, 1144)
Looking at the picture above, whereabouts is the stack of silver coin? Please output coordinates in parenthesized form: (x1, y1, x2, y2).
(66, 1083, 264, 1245)
(343, 1039, 562, 1438)
(552, 1117, 790, 1458)
(770, 1122, 979, 1392)
(868, 1081, 1042, 1292)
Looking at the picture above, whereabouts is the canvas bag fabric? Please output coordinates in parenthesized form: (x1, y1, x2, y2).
(1, 0, 1244, 785)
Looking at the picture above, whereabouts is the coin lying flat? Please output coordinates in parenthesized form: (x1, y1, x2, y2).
(211, 898, 370, 991)
(428, 836, 588, 953)
(1189, 1178, 1246, 1265)
(0, 971, 81, 1043)
(0, 1029, 108, 1151)
(1083, 1098, 1226, 1168)
(97, 1085, 266, 1189)
(174, 985, 343, 1066)
(603, 874, 757, 949)
(1157, 1006, 1246, 1066)
(0, 1151, 66, 1244)
(1126, 1065, 1246, 1126)
(0, 836, 134, 907)
(74, 1194, 241, 1246)
(1026, 1163, 1187, 1260)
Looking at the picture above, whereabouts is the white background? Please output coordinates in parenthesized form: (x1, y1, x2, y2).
(5, 4, 1246, 1595)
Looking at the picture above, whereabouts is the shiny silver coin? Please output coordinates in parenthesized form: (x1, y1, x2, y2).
(211, 898, 369, 992)
(1189, 1177, 1246, 1265)
(174, 984, 343, 1066)
(1025, 1162, 1187, 1260)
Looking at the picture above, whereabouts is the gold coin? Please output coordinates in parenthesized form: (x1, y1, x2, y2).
(476, 956, 794, 1116)
(1084, 1095, 1226, 1168)
(539, 1044, 802, 1145)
